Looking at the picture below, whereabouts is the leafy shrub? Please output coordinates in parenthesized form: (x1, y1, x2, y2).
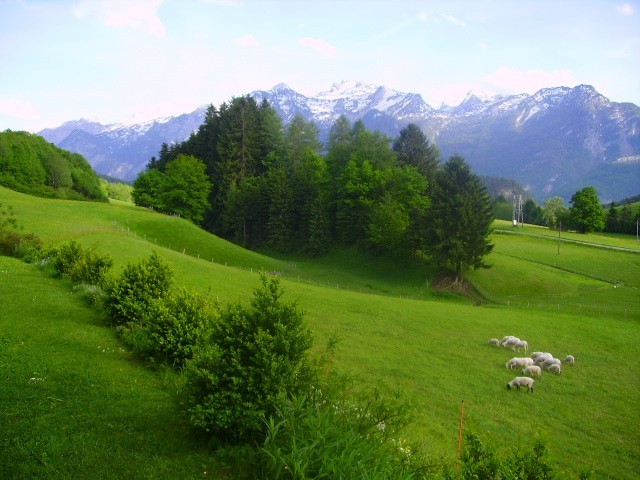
(445, 432, 559, 480)
(186, 272, 313, 442)
(50, 240, 84, 277)
(122, 287, 217, 367)
(48, 240, 113, 285)
(255, 390, 428, 480)
(69, 246, 113, 285)
(104, 252, 173, 327)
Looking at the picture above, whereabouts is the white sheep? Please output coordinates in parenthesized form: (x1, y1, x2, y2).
(502, 336, 521, 349)
(548, 364, 562, 374)
(522, 365, 542, 377)
(515, 340, 528, 353)
(506, 357, 534, 370)
(530, 351, 543, 359)
(534, 353, 554, 365)
(507, 376, 534, 393)
(541, 358, 562, 370)
(488, 338, 501, 347)
(562, 355, 575, 365)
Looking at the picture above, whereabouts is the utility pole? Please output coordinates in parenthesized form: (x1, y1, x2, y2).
(512, 194, 523, 227)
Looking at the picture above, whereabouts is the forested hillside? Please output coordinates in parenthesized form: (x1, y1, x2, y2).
(134, 96, 493, 279)
(0, 130, 106, 201)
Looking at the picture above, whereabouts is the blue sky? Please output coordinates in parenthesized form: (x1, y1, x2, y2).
(1, 0, 639, 132)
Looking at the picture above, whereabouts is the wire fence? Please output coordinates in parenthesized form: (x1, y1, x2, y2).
(111, 219, 638, 318)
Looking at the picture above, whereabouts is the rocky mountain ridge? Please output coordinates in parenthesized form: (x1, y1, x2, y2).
(38, 82, 640, 201)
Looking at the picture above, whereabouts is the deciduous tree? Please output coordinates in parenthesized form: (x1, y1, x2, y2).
(570, 186, 605, 233)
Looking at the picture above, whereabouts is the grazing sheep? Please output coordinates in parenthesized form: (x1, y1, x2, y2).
(541, 358, 562, 370)
(506, 357, 534, 370)
(534, 353, 554, 365)
(515, 340, 529, 353)
(563, 355, 575, 365)
(488, 338, 501, 347)
(548, 364, 561, 374)
(530, 352, 543, 359)
(522, 365, 542, 377)
(502, 336, 521, 349)
(507, 376, 534, 393)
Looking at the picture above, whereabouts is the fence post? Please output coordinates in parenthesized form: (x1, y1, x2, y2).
(457, 399, 465, 471)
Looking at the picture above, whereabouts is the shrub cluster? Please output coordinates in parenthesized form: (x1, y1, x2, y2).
(103, 251, 173, 327)
(443, 432, 560, 480)
(102, 252, 214, 368)
(251, 386, 431, 479)
(47, 240, 113, 285)
(186, 272, 313, 442)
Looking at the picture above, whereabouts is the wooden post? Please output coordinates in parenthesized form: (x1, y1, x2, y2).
(457, 399, 465, 471)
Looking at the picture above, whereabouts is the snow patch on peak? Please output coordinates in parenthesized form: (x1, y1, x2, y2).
(272, 82, 293, 92)
(461, 90, 494, 104)
(318, 80, 378, 100)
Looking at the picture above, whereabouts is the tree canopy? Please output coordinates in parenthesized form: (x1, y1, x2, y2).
(429, 155, 494, 280)
(570, 186, 605, 233)
(0, 130, 106, 201)
(133, 100, 501, 283)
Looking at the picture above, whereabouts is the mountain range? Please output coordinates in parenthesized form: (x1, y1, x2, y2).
(38, 81, 640, 202)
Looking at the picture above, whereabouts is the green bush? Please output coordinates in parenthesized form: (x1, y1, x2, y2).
(445, 432, 559, 480)
(69, 247, 113, 285)
(50, 240, 84, 277)
(104, 252, 173, 327)
(48, 240, 113, 285)
(256, 391, 428, 479)
(186, 272, 313, 442)
(122, 288, 217, 367)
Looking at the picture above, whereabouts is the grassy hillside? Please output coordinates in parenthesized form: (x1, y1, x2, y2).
(0, 256, 223, 478)
(1, 186, 639, 479)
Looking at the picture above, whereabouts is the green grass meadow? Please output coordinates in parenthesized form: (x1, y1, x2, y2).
(1, 186, 639, 479)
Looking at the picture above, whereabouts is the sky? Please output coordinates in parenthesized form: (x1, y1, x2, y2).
(1, 0, 639, 132)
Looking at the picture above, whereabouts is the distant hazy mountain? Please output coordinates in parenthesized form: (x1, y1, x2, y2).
(39, 82, 639, 201)
(41, 109, 207, 181)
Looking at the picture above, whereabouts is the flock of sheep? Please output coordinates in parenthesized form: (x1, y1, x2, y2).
(489, 335, 575, 393)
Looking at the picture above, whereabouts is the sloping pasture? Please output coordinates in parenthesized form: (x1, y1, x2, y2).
(1, 186, 639, 478)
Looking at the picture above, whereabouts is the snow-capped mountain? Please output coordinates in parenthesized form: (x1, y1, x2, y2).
(252, 80, 434, 129)
(38, 82, 639, 201)
(44, 108, 207, 181)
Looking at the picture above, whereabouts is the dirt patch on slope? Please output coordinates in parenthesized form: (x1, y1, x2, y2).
(432, 272, 485, 305)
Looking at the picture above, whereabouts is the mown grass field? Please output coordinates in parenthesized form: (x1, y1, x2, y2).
(1, 185, 639, 479)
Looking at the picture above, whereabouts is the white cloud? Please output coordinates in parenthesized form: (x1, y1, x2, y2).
(616, 3, 634, 15)
(0, 97, 40, 120)
(442, 14, 466, 27)
(298, 37, 338, 57)
(72, 0, 166, 37)
(417, 11, 466, 27)
(485, 66, 575, 94)
(233, 34, 259, 47)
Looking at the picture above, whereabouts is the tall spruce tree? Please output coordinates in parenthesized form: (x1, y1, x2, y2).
(429, 155, 494, 281)
(392, 123, 440, 187)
